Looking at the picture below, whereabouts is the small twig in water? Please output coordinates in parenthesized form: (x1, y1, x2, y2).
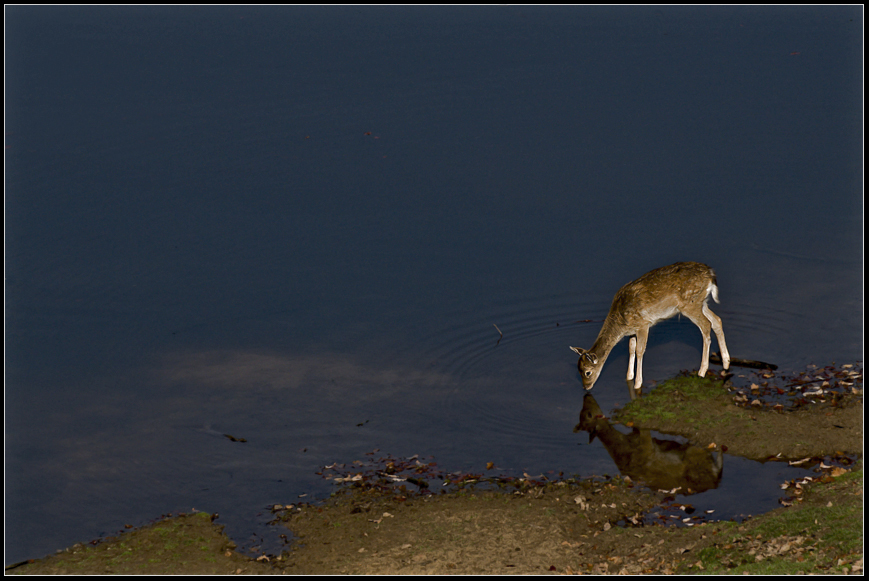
(493, 324, 503, 345)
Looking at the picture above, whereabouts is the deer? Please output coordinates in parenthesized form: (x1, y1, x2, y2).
(570, 261, 730, 394)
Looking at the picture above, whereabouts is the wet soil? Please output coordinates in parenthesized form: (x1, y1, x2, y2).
(270, 463, 863, 575)
(9, 363, 863, 575)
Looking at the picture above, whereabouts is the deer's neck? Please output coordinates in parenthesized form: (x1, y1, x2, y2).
(590, 420, 632, 454)
(590, 313, 630, 360)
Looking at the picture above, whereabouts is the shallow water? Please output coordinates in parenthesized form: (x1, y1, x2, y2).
(5, 6, 862, 563)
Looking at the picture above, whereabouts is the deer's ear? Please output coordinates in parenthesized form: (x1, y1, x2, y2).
(585, 353, 598, 365)
(570, 346, 584, 356)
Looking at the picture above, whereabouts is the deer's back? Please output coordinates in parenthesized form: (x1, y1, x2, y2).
(609, 262, 715, 326)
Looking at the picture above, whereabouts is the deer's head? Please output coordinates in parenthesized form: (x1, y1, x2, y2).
(570, 346, 601, 390)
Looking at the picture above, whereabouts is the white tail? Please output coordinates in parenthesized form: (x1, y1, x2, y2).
(570, 262, 730, 393)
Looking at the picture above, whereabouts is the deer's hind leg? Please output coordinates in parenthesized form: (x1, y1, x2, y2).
(702, 302, 730, 370)
(683, 306, 713, 377)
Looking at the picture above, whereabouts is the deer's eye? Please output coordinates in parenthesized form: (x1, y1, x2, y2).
(584, 371, 592, 378)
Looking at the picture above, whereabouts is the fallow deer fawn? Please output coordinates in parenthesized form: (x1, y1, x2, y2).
(570, 262, 730, 393)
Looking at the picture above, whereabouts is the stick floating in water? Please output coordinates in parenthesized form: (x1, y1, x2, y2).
(493, 324, 503, 345)
(710, 352, 777, 370)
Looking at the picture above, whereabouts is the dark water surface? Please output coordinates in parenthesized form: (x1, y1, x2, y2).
(5, 6, 862, 563)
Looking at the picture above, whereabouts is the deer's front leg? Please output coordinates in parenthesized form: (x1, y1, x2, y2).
(626, 336, 637, 381)
(698, 328, 712, 377)
(632, 328, 649, 391)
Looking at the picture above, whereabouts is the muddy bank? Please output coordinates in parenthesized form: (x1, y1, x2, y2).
(278, 477, 662, 574)
(13, 462, 860, 575)
(274, 463, 862, 574)
(9, 364, 863, 575)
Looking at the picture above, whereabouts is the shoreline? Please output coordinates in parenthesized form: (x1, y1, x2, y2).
(10, 364, 863, 575)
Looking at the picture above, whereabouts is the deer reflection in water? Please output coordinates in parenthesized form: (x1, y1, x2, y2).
(575, 394, 723, 494)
